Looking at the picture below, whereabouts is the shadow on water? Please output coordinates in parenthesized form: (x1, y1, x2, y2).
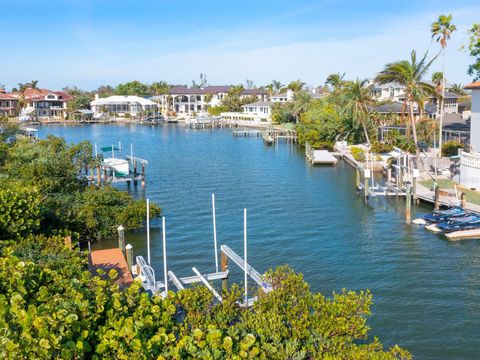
(39, 124, 480, 360)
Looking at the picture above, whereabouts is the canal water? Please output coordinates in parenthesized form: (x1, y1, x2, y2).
(39, 124, 480, 360)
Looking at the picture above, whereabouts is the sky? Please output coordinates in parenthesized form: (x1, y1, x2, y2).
(1, 0, 479, 91)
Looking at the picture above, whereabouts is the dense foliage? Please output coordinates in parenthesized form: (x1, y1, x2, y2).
(441, 140, 465, 157)
(466, 23, 480, 80)
(0, 135, 160, 241)
(0, 235, 410, 359)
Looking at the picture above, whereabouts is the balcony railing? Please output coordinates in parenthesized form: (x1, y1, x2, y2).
(460, 150, 480, 169)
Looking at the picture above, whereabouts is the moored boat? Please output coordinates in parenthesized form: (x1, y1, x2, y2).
(423, 206, 469, 224)
(436, 215, 480, 233)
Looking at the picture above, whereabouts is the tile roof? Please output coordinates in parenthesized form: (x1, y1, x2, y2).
(240, 89, 268, 95)
(242, 101, 274, 107)
(465, 81, 480, 89)
(0, 93, 18, 100)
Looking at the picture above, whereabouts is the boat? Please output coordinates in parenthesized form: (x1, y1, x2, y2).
(101, 146, 130, 178)
(422, 206, 469, 224)
(263, 134, 274, 145)
(436, 215, 480, 233)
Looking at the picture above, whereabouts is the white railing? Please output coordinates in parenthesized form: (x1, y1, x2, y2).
(460, 150, 480, 169)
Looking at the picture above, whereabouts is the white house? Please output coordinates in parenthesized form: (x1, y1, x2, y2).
(221, 101, 274, 123)
(271, 89, 294, 103)
(151, 86, 268, 116)
(90, 95, 158, 116)
(459, 81, 480, 189)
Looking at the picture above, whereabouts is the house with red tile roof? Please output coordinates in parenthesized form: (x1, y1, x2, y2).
(0, 93, 19, 117)
(21, 88, 72, 119)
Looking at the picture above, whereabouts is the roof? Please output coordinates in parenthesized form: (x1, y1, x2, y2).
(240, 89, 268, 95)
(271, 92, 288, 98)
(242, 101, 274, 107)
(442, 113, 470, 131)
(374, 102, 417, 114)
(0, 93, 18, 100)
(21, 88, 72, 101)
(465, 81, 480, 90)
(91, 95, 157, 106)
(443, 91, 460, 99)
(204, 85, 231, 94)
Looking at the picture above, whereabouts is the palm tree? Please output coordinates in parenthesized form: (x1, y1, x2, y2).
(325, 73, 346, 92)
(292, 91, 312, 123)
(150, 81, 170, 112)
(450, 83, 467, 96)
(431, 71, 444, 119)
(341, 79, 376, 145)
(271, 80, 283, 94)
(29, 80, 39, 90)
(287, 80, 305, 93)
(431, 14, 456, 156)
(375, 50, 439, 150)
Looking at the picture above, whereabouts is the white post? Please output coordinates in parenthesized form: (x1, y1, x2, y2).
(212, 194, 219, 273)
(94, 143, 98, 157)
(119, 141, 122, 153)
(162, 216, 168, 295)
(146, 198, 151, 265)
(244, 208, 248, 305)
(130, 143, 133, 164)
(111, 144, 114, 159)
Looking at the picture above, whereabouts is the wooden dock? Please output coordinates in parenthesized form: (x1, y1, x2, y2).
(89, 248, 133, 288)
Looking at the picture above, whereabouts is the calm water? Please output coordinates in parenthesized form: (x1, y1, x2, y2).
(39, 124, 480, 360)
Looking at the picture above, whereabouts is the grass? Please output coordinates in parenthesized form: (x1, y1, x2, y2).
(419, 179, 480, 205)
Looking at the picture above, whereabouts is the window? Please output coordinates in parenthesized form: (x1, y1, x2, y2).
(389, 87, 395, 98)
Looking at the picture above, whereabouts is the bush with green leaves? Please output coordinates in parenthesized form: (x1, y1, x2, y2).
(442, 140, 464, 157)
(351, 146, 366, 162)
(370, 141, 394, 154)
(0, 183, 41, 240)
(0, 235, 411, 359)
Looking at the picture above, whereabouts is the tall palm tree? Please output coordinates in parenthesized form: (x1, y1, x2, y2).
(431, 14, 456, 156)
(450, 83, 467, 96)
(292, 91, 312, 123)
(431, 71, 444, 119)
(287, 79, 305, 93)
(341, 79, 376, 145)
(29, 80, 39, 90)
(271, 80, 283, 94)
(375, 50, 439, 150)
(325, 73, 346, 92)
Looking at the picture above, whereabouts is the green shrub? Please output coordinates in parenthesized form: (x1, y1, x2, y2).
(351, 146, 366, 162)
(442, 140, 464, 157)
(370, 141, 394, 154)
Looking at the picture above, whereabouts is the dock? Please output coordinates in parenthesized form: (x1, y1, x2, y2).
(88, 248, 133, 288)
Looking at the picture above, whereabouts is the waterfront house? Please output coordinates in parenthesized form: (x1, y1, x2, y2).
(151, 86, 268, 116)
(90, 95, 158, 117)
(22, 88, 71, 119)
(459, 82, 480, 189)
(271, 89, 294, 103)
(221, 101, 274, 123)
(0, 93, 19, 117)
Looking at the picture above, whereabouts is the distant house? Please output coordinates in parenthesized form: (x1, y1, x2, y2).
(90, 95, 158, 116)
(151, 86, 268, 116)
(22, 88, 71, 119)
(221, 101, 274, 123)
(0, 93, 19, 117)
(270, 90, 294, 103)
(458, 81, 480, 189)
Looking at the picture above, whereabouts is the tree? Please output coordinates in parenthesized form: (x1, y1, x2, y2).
(341, 79, 376, 144)
(270, 79, 283, 94)
(431, 14, 456, 156)
(29, 80, 39, 90)
(245, 79, 255, 89)
(115, 81, 149, 96)
(292, 91, 312, 123)
(0, 182, 41, 240)
(466, 23, 480, 80)
(450, 83, 467, 96)
(287, 79, 305, 93)
(375, 51, 439, 151)
(431, 71, 444, 119)
(325, 72, 346, 92)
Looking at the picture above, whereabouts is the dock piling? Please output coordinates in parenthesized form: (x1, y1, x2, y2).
(221, 251, 229, 292)
(117, 225, 125, 253)
(125, 244, 133, 270)
(461, 192, 467, 209)
(406, 183, 412, 224)
(434, 185, 440, 211)
(364, 169, 370, 203)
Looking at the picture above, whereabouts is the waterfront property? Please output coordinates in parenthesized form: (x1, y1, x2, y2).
(150, 85, 268, 116)
(0, 87, 71, 120)
(221, 101, 275, 123)
(0, 92, 19, 117)
(459, 81, 480, 189)
(90, 95, 158, 117)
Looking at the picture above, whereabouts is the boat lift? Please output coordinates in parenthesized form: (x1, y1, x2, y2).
(131, 195, 272, 306)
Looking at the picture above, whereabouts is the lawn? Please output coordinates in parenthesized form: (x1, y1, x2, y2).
(419, 179, 480, 205)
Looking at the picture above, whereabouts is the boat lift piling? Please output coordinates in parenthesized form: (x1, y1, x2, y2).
(129, 199, 271, 305)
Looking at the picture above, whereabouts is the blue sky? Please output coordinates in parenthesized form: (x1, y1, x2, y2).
(1, 0, 479, 90)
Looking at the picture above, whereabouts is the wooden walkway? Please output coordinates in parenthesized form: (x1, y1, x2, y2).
(89, 248, 133, 288)
(416, 183, 480, 214)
